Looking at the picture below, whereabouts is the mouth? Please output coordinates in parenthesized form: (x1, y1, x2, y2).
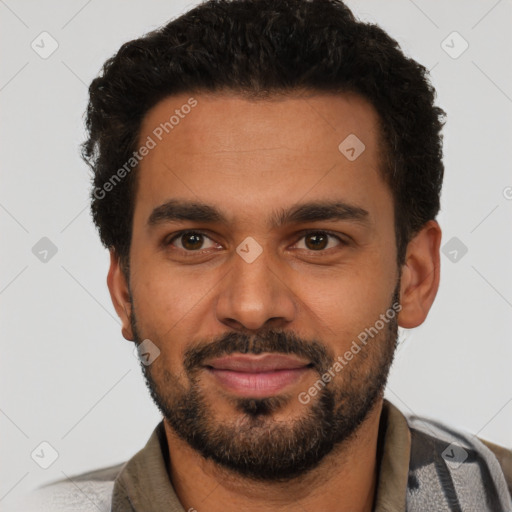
(204, 353, 314, 398)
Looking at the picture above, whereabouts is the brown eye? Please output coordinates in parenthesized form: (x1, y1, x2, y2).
(181, 232, 204, 250)
(167, 231, 216, 251)
(304, 232, 329, 250)
(295, 231, 346, 252)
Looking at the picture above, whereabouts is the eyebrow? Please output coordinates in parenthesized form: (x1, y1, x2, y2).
(147, 199, 370, 230)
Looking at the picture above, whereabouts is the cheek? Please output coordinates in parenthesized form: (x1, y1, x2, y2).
(129, 260, 221, 367)
(299, 260, 395, 349)
(132, 257, 209, 319)
(131, 273, 194, 377)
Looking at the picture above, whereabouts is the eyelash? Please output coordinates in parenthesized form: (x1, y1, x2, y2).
(164, 229, 349, 256)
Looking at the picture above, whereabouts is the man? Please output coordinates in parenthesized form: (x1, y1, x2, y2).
(13, 0, 512, 511)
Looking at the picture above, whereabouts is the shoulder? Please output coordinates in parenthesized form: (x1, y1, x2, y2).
(478, 437, 512, 495)
(5, 462, 125, 512)
(403, 410, 512, 509)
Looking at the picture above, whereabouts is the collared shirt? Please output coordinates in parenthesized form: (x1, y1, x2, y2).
(8, 399, 512, 511)
(111, 399, 413, 511)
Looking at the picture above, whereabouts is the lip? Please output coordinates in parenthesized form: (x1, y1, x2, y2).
(206, 353, 311, 372)
(204, 353, 312, 397)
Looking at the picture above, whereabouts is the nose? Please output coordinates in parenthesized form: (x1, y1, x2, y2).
(215, 241, 297, 332)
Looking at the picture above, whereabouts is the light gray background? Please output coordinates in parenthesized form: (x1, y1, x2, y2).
(1, 0, 511, 507)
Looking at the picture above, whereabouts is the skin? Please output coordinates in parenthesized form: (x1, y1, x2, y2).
(107, 91, 441, 512)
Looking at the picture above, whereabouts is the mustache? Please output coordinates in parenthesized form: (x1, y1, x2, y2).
(183, 329, 333, 375)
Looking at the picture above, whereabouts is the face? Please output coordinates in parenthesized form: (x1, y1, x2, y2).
(121, 91, 402, 480)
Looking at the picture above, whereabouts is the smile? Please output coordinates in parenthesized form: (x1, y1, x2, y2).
(204, 353, 313, 397)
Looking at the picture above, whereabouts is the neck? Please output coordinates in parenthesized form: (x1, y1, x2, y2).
(163, 398, 384, 512)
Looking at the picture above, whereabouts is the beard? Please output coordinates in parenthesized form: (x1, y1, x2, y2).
(130, 285, 400, 482)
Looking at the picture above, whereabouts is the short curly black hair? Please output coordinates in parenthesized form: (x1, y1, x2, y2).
(82, 0, 446, 273)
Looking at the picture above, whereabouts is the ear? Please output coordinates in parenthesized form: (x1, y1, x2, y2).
(398, 220, 441, 329)
(106, 248, 134, 341)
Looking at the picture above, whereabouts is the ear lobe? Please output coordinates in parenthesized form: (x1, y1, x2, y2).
(398, 220, 441, 329)
(106, 248, 134, 341)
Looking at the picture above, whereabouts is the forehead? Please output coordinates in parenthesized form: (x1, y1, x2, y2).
(139, 90, 382, 156)
(133, 91, 390, 228)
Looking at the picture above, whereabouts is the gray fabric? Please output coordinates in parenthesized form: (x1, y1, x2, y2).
(405, 414, 512, 512)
